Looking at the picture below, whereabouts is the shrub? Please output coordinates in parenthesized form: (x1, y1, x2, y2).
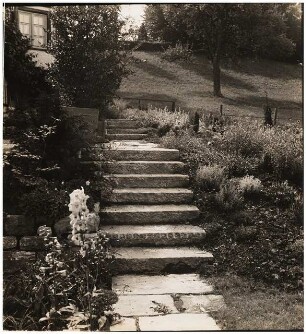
(262, 125, 303, 186)
(216, 179, 244, 211)
(161, 43, 192, 62)
(195, 165, 225, 191)
(50, 5, 128, 109)
(120, 107, 189, 136)
(238, 175, 262, 195)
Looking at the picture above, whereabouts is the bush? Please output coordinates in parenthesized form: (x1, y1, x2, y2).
(195, 165, 225, 191)
(238, 175, 262, 196)
(120, 107, 189, 136)
(50, 5, 128, 109)
(161, 43, 192, 62)
(216, 179, 244, 212)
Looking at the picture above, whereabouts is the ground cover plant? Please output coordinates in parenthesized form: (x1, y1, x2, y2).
(159, 120, 303, 290)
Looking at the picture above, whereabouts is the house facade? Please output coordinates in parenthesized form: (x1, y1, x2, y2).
(14, 5, 54, 68)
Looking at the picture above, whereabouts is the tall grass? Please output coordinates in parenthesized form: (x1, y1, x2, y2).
(119, 107, 189, 134)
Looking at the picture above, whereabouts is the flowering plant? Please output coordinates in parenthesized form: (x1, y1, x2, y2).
(15, 188, 117, 331)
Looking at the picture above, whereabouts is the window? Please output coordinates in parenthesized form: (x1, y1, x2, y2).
(18, 10, 48, 48)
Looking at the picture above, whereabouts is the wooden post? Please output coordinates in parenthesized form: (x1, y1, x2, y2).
(220, 104, 223, 116)
(138, 99, 141, 110)
(274, 107, 278, 125)
(171, 101, 176, 112)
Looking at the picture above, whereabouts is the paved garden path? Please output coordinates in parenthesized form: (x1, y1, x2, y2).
(84, 119, 224, 331)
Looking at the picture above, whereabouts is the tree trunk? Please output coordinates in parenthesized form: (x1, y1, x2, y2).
(213, 54, 222, 97)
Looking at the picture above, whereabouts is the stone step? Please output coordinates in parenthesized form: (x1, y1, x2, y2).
(82, 144, 180, 161)
(97, 224, 206, 246)
(106, 119, 138, 129)
(100, 204, 200, 224)
(113, 274, 214, 295)
(108, 188, 193, 204)
(103, 174, 189, 188)
(107, 128, 150, 134)
(112, 247, 213, 274)
(108, 148, 179, 161)
(113, 294, 225, 317)
(104, 161, 186, 174)
(106, 134, 147, 140)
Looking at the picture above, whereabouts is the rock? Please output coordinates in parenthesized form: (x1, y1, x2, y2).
(3, 251, 36, 273)
(3, 236, 17, 250)
(54, 216, 71, 237)
(4, 215, 36, 236)
(20, 236, 46, 251)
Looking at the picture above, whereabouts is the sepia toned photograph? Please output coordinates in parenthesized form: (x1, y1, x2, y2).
(2, 2, 303, 331)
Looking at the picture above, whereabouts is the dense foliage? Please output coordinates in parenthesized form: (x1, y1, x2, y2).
(3, 6, 102, 226)
(50, 5, 128, 109)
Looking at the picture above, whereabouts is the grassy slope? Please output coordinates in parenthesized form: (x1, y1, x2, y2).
(119, 52, 303, 120)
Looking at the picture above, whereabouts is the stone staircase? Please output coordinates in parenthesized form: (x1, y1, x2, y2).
(83, 119, 224, 331)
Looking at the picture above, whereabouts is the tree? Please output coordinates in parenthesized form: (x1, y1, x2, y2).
(138, 23, 148, 41)
(144, 4, 298, 97)
(50, 5, 127, 109)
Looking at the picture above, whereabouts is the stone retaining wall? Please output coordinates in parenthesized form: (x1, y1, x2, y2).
(3, 215, 48, 274)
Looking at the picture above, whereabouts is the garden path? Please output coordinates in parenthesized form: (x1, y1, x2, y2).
(85, 119, 225, 331)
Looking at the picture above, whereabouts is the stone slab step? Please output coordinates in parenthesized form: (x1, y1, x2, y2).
(103, 174, 189, 188)
(106, 134, 147, 140)
(104, 161, 186, 174)
(138, 313, 220, 331)
(106, 119, 138, 129)
(82, 148, 179, 161)
(108, 188, 193, 204)
(109, 314, 220, 331)
(108, 148, 179, 161)
(112, 273, 214, 295)
(107, 128, 150, 134)
(113, 294, 225, 317)
(97, 224, 205, 246)
(100, 204, 200, 224)
(112, 247, 213, 274)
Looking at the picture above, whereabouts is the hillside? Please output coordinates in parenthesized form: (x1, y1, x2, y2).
(119, 51, 303, 121)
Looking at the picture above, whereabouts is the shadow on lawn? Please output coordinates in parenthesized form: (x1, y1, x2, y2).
(178, 57, 257, 92)
(222, 94, 303, 118)
(133, 59, 177, 81)
(222, 58, 303, 80)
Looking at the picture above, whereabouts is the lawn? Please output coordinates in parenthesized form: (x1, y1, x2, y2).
(119, 51, 303, 121)
(208, 274, 304, 331)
